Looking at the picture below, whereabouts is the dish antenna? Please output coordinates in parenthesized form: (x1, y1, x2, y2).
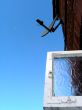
(36, 16, 64, 37)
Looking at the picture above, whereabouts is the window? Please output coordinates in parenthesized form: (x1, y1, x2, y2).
(54, 57, 82, 96)
(44, 51, 82, 110)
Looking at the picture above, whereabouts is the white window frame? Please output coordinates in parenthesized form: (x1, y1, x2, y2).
(44, 50, 82, 110)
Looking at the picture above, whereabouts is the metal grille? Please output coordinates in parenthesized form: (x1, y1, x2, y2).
(54, 57, 82, 96)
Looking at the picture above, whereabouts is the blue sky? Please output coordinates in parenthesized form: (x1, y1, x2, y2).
(0, 0, 64, 110)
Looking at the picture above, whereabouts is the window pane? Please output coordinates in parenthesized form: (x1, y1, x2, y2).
(54, 57, 82, 96)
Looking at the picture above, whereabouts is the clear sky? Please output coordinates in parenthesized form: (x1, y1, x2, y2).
(0, 0, 64, 110)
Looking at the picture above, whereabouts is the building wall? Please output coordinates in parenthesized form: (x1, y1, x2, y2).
(53, 0, 82, 50)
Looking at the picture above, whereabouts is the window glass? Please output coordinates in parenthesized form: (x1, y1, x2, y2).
(54, 57, 82, 96)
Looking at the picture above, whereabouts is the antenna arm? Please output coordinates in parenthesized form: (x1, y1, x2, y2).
(53, 19, 64, 32)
